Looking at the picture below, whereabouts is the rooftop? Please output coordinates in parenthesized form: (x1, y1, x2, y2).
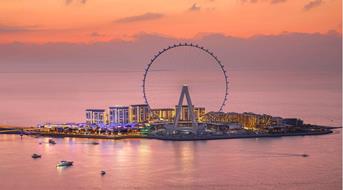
(85, 109, 105, 112)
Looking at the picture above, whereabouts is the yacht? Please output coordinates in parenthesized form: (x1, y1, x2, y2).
(48, 139, 56, 144)
(32, 153, 42, 159)
(56, 161, 73, 167)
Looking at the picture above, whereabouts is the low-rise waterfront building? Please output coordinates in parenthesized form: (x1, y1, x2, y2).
(201, 111, 274, 129)
(151, 108, 175, 122)
(109, 106, 129, 125)
(271, 117, 283, 126)
(175, 105, 205, 122)
(282, 118, 304, 126)
(86, 109, 105, 125)
(194, 107, 206, 122)
(129, 104, 149, 123)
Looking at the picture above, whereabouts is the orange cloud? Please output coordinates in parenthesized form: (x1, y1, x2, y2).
(303, 0, 323, 11)
(188, 3, 201, 11)
(114, 13, 165, 23)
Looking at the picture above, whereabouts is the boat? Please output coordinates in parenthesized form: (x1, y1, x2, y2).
(56, 161, 73, 167)
(101, 171, 106, 175)
(32, 153, 42, 159)
(302, 154, 309, 157)
(48, 139, 56, 144)
(91, 142, 99, 145)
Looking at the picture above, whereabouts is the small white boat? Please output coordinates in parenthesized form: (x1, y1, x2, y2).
(32, 153, 42, 159)
(56, 160, 73, 167)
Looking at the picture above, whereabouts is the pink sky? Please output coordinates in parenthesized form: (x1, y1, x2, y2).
(0, 0, 341, 127)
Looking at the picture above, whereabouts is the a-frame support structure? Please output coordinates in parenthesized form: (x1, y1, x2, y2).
(174, 85, 198, 129)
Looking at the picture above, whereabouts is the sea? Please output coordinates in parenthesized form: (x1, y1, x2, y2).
(0, 130, 341, 190)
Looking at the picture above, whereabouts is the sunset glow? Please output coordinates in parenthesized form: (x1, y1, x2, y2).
(0, 0, 341, 43)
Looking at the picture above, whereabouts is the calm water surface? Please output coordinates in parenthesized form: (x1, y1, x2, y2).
(0, 131, 341, 190)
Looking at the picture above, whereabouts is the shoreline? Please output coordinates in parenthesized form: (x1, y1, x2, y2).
(0, 129, 335, 141)
(150, 130, 333, 141)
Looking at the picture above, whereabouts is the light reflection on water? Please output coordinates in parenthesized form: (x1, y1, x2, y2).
(0, 131, 341, 190)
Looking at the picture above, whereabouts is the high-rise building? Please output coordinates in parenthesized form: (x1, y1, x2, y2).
(109, 106, 129, 124)
(85, 109, 105, 124)
(129, 104, 149, 123)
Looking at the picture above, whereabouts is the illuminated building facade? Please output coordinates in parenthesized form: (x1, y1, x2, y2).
(151, 108, 175, 122)
(109, 106, 129, 124)
(194, 107, 206, 122)
(129, 104, 149, 123)
(85, 104, 205, 125)
(103, 112, 109, 124)
(202, 112, 274, 129)
(85, 109, 105, 124)
(176, 105, 205, 122)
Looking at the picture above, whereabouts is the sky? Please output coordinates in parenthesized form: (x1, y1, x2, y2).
(0, 0, 341, 127)
(0, 0, 341, 43)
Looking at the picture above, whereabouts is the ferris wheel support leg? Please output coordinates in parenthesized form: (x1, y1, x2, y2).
(174, 87, 185, 128)
(183, 86, 198, 128)
(173, 85, 198, 130)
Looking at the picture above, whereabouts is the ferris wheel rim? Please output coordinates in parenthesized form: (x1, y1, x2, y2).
(142, 43, 229, 115)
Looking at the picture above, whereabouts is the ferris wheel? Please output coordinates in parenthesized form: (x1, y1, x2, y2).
(142, 43, 229, 117)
